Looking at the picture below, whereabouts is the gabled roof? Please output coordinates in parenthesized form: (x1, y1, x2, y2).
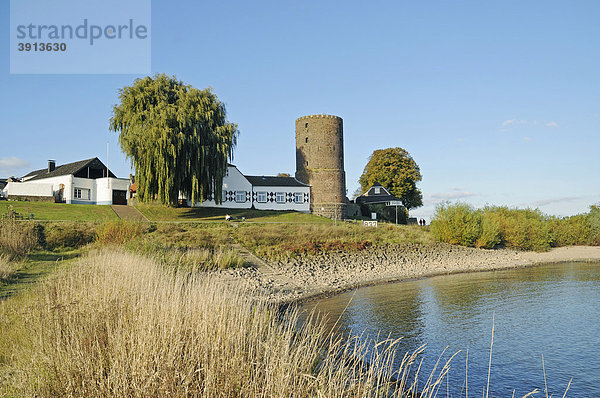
(357, 194, 403, 205)
(364, 181, 391, 196)
(245, 175, 309, 187)
(356, 182, 402, 205)
(22, 157, 116, 181)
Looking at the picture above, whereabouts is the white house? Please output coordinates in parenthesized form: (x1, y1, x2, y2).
(7, 158, 130, 205)
(189, 164, 310, 212)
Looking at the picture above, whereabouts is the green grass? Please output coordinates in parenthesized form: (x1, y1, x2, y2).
(135, 203, 333, 223)
(0, 201, 118, 221)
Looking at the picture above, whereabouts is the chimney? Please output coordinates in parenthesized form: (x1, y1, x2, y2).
(48, 160, 55, 173)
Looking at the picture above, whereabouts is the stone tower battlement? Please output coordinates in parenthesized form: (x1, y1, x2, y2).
(295, 114, 347, 219)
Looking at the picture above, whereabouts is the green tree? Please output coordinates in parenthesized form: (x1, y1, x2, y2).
(110, 74, 238, 206)
(359, 147, 423, 209)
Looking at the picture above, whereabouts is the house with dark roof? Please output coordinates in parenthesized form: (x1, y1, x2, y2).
(355, 182, 403, 206)
(0, 179, 7, 198)
(188, 164, 310, 212)
(355, 182, 408, 223)
(6, 158, 130, 205)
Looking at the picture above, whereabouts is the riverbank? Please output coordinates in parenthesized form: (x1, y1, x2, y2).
(219, 244, 600, 304)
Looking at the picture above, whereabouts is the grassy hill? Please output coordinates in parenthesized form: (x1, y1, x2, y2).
(0, 201, 117, 221)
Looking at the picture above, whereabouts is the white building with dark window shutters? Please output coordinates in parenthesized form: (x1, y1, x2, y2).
(189, 164, 311, 212)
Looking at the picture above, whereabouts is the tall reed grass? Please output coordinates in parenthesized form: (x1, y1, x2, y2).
(0, 250, 457, 397)
(0, 216, 43, 259)
(0, 254, 20, 283)
(133, 239, 245, 270)
(95, 220, 148, 245)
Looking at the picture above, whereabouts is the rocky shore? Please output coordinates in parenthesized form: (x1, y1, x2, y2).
(219, 244, 600, 304)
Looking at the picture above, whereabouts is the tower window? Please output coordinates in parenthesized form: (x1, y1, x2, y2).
(305, 122, 308, 128)
(333, 145, 335, 151)
(306, 161, 309, 166)
(305, 137, 308, 143)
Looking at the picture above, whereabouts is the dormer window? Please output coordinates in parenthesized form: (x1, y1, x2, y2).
(374, 187, 380, 194)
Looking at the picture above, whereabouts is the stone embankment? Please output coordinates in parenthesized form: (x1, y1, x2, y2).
(219, 244, 600, 304)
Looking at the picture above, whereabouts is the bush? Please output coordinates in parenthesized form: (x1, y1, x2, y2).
(430, 203, 481, 247)
(587, 205, 600, 245)
(44, 223, 96, 251)
(430, 204, 554, 251)
(548, 214, 590, 246)
(483, 207, 552, 251)
(95, 220, 147, 245)
(0, 216, 43, 259)
(475, 211, 502, 249)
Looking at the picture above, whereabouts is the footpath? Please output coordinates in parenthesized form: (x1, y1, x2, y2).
(111, 205, 149, 221)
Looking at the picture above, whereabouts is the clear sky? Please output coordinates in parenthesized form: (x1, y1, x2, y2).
(1, 1, 598, 220)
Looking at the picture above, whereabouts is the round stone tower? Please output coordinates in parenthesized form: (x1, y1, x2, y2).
(295, 114, 347, 219)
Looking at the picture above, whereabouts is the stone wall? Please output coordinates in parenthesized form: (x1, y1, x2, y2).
(7, 195, 55, 202)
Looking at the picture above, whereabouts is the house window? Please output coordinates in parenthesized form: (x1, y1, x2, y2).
(74, 188, 90, 200)
(221, 190, 227, 202)
(276, 192, 285, 203)
(257, 191, 267, 203)
(235, 191, 246, 203)
(294, 192, 303, 204)
(374, 187, 380, 194)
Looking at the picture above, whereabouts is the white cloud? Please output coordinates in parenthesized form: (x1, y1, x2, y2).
(0, 157, 30, 175)
(502, 119, 527, 127)
(531, 196, 579, 207)
(501, 119, 559, 129)
(427, 191, 478, 201)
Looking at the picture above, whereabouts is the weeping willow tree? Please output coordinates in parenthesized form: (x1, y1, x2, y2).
(110, 74, 238, 206)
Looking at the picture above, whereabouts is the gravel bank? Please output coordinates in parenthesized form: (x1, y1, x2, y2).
(219, 244, 600, 304)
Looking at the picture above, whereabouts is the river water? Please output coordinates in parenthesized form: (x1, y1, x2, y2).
(301, 262, 600, 397)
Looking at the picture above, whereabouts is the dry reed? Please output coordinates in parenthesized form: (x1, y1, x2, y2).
(0, 250, 558, 397)
(0, 254, 20, 283)
(0, 217, 41, 259)
(1, 249, 452, 397)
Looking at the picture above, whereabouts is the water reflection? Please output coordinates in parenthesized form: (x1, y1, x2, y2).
(301, 262, 600, 397)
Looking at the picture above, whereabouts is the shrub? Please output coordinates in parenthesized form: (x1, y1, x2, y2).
(430, 202, 481, 247)
(95, 220, 146, 245)
(44, 222, 97, 251)
(588, 205, 600, 245)
(548, 214, 591, 247)
(475, 211, 502, 249)
(430, 204, 555, 251)
(483, 207, 552, 251)
(0, 216, 43, 259)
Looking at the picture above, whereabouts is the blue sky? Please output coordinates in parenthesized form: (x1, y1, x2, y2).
(1, 1, 598, 219)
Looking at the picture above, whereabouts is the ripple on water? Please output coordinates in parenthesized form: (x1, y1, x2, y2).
(301, 261, 600, 397)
